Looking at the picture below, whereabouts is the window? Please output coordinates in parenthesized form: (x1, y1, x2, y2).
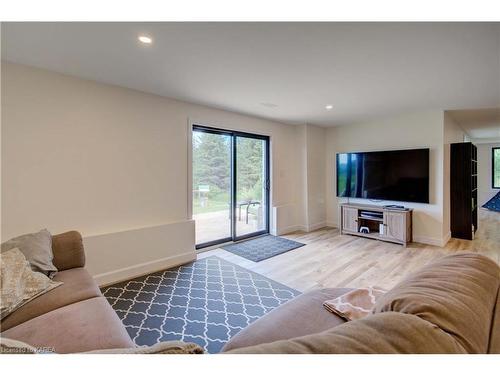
(493, 147, 500, 189)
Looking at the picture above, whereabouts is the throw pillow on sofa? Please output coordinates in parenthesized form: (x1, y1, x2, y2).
(1, 229, 57, 277)
(0, 248, 63, 319)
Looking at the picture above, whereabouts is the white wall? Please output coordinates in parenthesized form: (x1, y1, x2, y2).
(305, 124, 327, 231)
(477, 142, 500, 206)
(443, 112, 466, 242)
(326, 111, 448, 246)
(1, 62, 306, 283)
(273, 123, 327, 234)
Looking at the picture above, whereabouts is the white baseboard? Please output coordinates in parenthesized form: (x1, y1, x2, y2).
(277, 224, 305, 235)
(279, 221, 335, 235)
(306, 221, 327, 232)
(325, 221, 338, 228)
(94, 251, 196, 287)
(413, 235, 445, 247)
(413, 232, 451, 247)
(441, 232, 451, 247)
(273, 204, 300, 236)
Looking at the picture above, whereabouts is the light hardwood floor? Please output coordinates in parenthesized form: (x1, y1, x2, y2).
(199, 209, 500, 292)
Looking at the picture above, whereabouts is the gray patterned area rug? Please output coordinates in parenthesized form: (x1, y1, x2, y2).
(101, 256, 300, 353)
(221, 235, 306, 262)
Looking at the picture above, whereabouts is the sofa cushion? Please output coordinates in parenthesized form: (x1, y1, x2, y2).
(222, 288, 352, 352)
(2, 297, 135, 353)
(373, 253, 500, 354)
(1, 267, 101, 331)
(226, 311, 467, 354)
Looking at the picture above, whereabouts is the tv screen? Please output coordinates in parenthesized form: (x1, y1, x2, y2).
(336, 148, 429, 203)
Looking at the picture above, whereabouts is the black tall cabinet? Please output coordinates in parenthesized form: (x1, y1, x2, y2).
(450, 142, 478, 240)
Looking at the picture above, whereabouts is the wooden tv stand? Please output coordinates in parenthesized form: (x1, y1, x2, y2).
(340, 203, 413, 247)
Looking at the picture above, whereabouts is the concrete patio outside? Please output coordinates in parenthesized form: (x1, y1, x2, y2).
(194, 209, 263, 245)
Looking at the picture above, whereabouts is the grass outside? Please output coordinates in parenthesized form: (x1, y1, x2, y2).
(193, 192, 262, 216)
(193, 194, 229, 215)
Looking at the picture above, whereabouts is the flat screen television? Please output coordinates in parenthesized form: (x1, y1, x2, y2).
(336, 148, 430, 203)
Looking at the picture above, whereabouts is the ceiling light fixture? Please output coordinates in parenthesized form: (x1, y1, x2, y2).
(138, 35, 153, 44)
(325, 104, 333, 110)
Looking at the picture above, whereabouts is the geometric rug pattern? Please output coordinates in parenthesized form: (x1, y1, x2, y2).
(221, 235, 306, 262)
(482, 191, 500, 212)
(101, 256, 300, 353)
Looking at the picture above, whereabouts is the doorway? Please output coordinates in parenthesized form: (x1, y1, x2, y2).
(192, 125, 270, 249)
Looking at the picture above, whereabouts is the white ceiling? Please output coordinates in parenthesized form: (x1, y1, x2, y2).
(2, 22, 500, 127)
(448, 108, 500, 143)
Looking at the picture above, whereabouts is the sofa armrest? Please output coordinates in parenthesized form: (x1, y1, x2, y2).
(51, 231, 85, 271)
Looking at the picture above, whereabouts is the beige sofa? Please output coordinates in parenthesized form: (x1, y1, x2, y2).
(1, 231, 136, 353)
(2, 231, 499, 354)
(223, 253, 500, 354)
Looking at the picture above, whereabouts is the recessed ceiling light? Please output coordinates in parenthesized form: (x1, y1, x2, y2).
(325, 104, 333, 110)
(138, 35, 153, 44)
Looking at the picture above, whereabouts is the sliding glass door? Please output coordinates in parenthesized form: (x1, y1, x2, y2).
(192, 129, 232, 245)
(234, 135, 269, 240)
(192, 125, 270, 248)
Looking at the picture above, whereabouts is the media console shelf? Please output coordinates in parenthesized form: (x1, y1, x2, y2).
(340, 203, 413, 247)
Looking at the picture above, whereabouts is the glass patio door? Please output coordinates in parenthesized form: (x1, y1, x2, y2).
(192, 128, 232, 246)
(192, 125, 270, 249)
(234, 135, 269, 240)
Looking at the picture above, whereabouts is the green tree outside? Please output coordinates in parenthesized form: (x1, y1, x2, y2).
(192, 131, 265, 214)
